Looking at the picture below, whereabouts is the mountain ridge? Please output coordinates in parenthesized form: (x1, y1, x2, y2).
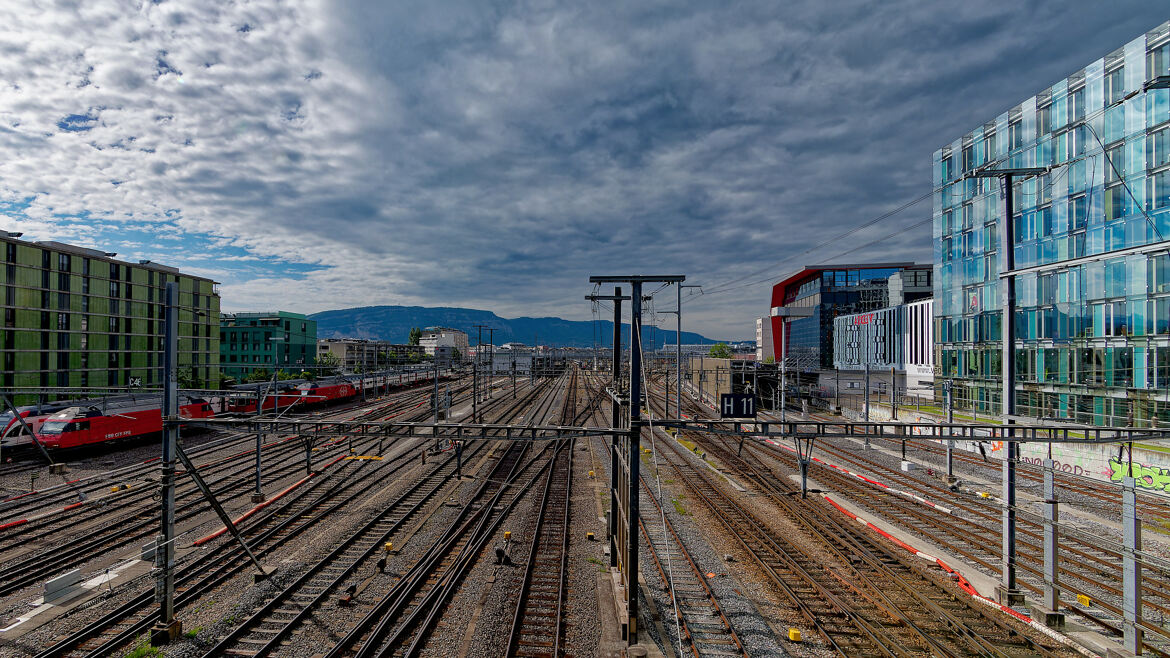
(307, 305, 723, 348)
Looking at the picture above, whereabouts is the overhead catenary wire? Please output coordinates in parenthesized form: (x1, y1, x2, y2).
(633, 313, 685, 658)
(686, 214, 935, 303)
(700, 88, 1168, 304)
(701, 192, 934, 295)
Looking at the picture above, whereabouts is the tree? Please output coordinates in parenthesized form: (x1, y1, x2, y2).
(244, 368, 271, 384)
(408, 327, 422, 345)
(708, 343, 733, 359)
(317, 353, 341, 375)
(177, 366, 196, 389)
(452, 347, 462, 363)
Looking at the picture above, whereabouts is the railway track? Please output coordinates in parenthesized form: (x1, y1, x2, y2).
(1, 378, 457, 517)
(833, 408, 1170, 523)
(326, 447, 553, 656)
(200, 374, 568, 658)
(749, 428, 1170, 653)
(0, 393, 437, 600)
(505, 369, 587, 658)
(648, 390, 1071, 657)
(637, 474, 746, 658)
(678, 384, 1170, 652)
(30, 379, 511, 658)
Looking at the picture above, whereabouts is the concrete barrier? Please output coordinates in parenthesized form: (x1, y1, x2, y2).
(44, 569, 83, 603)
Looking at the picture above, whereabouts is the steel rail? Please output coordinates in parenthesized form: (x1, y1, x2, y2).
(32, 391, 455, 658)
(506, 369, 579, 657)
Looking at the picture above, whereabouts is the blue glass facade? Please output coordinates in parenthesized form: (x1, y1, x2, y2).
(933, 21, 1170, 425)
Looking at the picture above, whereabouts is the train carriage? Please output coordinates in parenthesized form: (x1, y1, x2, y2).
(35, 398, 212, 450)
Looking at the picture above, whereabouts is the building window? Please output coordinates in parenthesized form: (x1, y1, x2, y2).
(1069, 194, 1087, 231)
(1009, 118, 1023, 150)
(1104, 144, 1124, 183)
(1149, 170, 1170, 211)
(1105, 66, 1126, 105)
(1104, 186, 1126, 221)
(1037, 103, 1052, 137)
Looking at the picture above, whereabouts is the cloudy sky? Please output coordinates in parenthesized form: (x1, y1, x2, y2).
(0, 2, 1164, 339)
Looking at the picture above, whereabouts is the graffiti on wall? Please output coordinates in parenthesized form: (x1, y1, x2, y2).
(1020, 456, 1087, 477)
(1109, 458, 1170, 492)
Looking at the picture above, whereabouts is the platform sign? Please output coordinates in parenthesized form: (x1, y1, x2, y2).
(720, 393, 756, 418)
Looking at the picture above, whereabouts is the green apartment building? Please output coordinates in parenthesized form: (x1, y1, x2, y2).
(220, 311, 316, 381)
(1, 234, 220, 399)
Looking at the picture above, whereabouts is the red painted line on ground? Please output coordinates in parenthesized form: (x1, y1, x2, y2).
(821, 494, 1034, 624)
(822, 495, 858, 521)
(192, 473, 316, 546)
(0, 518, 28, 530)
(142, 457, 160, 464)
(62, 502, 82, 512)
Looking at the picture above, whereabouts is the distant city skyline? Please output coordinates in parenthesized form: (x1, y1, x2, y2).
(0, 2, 1165, 339)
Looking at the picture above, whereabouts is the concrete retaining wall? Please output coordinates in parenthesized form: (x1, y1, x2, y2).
(842, 404, 1170, 497)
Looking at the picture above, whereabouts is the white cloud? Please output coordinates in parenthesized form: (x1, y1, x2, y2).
(0, 1, 1164, 338)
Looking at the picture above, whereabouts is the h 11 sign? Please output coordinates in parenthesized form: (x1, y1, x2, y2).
(720, 393, 756, 419)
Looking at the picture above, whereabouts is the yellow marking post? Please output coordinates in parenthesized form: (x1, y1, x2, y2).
(1077, 593, 1092, 607)
(787, 628, 801, 642)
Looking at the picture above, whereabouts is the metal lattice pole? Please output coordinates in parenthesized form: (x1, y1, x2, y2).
(152, 282, 181, 643)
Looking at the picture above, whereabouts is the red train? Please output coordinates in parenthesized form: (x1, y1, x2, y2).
(0, 404, 71, 446)
(224, 381, 307, 414)
(27, 369, 450, 450)
(36, 398, 214, 449)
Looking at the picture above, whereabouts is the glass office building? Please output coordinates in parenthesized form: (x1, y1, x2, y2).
(769, 263, 932, 370)
(1, 236, 220, 401)
(933, 21, 1170, 425)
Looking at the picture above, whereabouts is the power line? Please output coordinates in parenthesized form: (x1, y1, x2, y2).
(701, 191, 932, 295)
(690, 214, 933, 302)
